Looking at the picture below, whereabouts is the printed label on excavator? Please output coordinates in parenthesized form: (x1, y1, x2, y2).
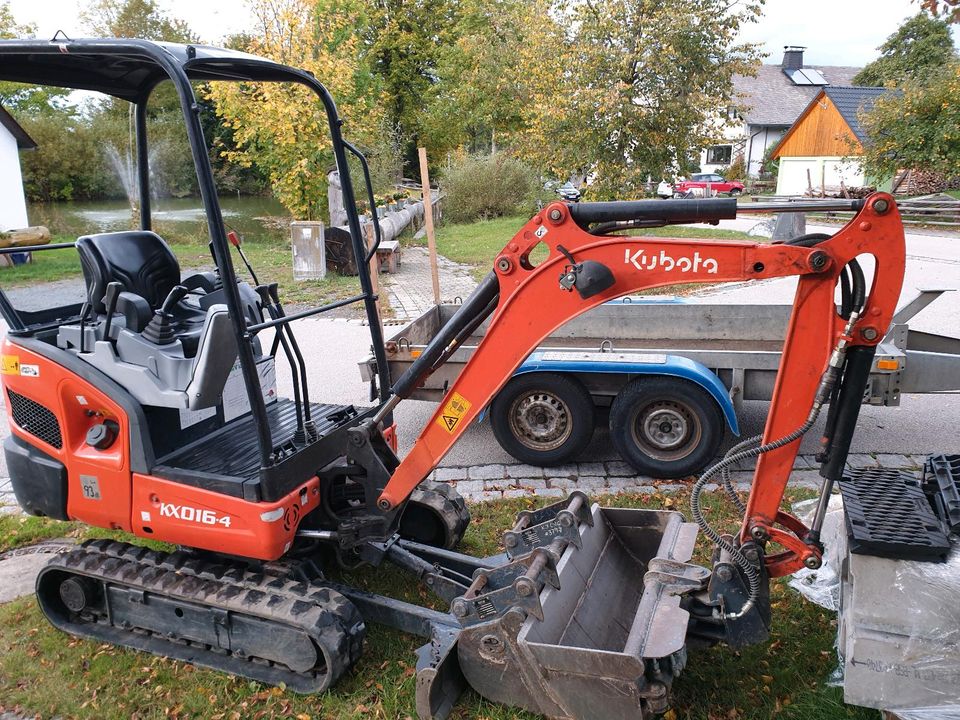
(1, 355, 19, 375)
(437, 392, 472, 433)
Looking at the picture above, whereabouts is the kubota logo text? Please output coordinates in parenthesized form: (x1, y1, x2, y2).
(625, 249, 719, 274)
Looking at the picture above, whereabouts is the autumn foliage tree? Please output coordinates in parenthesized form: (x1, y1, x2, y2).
(208, 0, 390, 220)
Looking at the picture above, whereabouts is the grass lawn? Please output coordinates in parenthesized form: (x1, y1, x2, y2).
(0, 235, 365, 312)
(430, 214, 758, 283)
(0, 489, 877, 720)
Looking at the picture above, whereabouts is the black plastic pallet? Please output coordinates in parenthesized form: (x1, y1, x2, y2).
(923, 454, 960, 534)
(837, 467, 951, 562)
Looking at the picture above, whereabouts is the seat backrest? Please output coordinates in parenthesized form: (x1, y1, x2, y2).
(76, 231, 181, 313)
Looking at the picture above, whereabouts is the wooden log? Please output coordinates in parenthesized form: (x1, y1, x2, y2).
(0, 226, 51, 249)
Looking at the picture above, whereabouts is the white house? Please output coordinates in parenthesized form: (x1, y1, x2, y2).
(699, 47, 861, 177)
(0, 105, 36, 231)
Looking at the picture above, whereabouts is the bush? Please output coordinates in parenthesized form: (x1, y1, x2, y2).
(725, 155, 746, 181)
(441, 153, 541, 223)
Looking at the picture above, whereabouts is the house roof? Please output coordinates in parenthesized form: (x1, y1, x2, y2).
(0, 105, 36, 150)
(821, 86, 889, 142)
(732, 63, 862, 127)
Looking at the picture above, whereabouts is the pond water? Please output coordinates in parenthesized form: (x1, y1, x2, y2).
(27, 195, 292, 242)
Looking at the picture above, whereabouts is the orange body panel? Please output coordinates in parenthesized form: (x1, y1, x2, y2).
(1, 338, 133, 531)
(131, 474, 320, 561)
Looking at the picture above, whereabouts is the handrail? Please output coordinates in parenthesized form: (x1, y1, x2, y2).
(247, 293, 369, 333)
(342, 139, 383, 264)
(0, 241, 75, 255)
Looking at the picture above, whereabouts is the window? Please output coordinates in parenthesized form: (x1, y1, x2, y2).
(706, 145, 732, 165)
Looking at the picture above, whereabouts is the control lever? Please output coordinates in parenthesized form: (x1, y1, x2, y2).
(228, 230, 261, 286)
(142, 284, 189, 346)
(101, 281, 123, 342)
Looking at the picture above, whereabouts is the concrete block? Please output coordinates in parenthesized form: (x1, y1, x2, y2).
(873, 454, 920, 470)
(534, 488, 565, 498)
(605, 461, 638, 477)
(846, 453, 879, 470)
(503, 488, 530, 499)
(504, 464, 545, 479)
(435, 467, 467, 483)
(468, 464, 506, 481)
(483, 479, 511, 491)
(452, 480, 483, 495)
(471, 491, 503, 503)
(577, 462, 606, 477)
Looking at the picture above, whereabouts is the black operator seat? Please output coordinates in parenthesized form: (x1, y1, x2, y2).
(75, 230, 212, 356)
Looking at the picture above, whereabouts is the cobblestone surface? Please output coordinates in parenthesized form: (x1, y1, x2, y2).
(382, 246, 478, 320)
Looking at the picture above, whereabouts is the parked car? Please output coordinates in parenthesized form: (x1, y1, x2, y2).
(674, 173, 744, 197)
(656, 180, 673, 199)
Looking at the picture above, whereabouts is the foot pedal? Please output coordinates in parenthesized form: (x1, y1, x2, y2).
(837, 468, 951, 562)
(922, 454, 960, 535)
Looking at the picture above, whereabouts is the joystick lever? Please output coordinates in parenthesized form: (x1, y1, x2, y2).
(142, 284, 189, 345)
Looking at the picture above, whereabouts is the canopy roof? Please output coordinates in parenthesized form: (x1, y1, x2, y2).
(0, 38, 311, 102)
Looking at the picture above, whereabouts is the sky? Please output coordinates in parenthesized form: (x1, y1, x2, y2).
(6, 0, 960, 68)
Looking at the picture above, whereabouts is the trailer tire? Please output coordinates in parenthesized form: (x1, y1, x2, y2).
(609, 377, 724, 479)
(491, 373, 595, 466)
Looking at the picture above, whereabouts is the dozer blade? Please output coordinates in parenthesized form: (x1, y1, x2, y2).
(446, 499, 707, 720)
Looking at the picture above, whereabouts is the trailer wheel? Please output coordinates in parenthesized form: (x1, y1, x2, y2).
(491, 373, 595, 466)
(609, 377, 724, 478)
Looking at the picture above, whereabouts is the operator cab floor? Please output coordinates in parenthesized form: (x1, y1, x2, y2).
(153, 398, 358, 489)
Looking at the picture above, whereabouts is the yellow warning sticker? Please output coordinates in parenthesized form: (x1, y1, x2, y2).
(1, 355, 19, 375)
(437, 392, 472, 434)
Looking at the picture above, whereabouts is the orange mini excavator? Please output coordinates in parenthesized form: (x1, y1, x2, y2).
(0, 39, 909, 720)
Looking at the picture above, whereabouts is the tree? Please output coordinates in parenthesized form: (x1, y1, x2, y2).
(921, 0, 960, 23)
(860, 63, 960, 179)
(853, 12, 956, 86)
(512, 0, 763, 198)
(0, 2, 71, 113)
(208, 0, 391, 220)
(80, 0, 196, 42)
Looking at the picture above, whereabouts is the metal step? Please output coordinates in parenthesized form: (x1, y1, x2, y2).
(837, 468, 951, 562)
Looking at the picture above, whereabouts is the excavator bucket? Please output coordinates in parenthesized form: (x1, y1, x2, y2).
(416, 492, 708, 720)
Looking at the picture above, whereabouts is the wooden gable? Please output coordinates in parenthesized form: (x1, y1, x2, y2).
(772, 90, 861, 159)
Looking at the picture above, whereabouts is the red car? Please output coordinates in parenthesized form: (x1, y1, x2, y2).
(674, 173, 745, 197)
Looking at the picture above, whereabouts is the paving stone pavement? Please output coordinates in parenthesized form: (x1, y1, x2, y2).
(0, 453, 927, 515)
(382, 246, 478, 320)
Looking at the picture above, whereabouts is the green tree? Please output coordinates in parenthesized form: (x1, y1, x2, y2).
(853, 12, 956, 86)
(0, 2, 70, 113)
(513, 0, 763, 198)
(80, 0, 196, 41)
(860, 62, 960, 179)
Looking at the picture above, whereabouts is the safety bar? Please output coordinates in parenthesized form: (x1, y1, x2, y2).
(247, 292, 370, 332)
(342, 139, 384, 265)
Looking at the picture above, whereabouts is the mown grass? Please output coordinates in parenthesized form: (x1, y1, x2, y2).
(0, 488, 878, 720)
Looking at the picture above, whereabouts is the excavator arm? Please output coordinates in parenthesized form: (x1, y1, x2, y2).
(378, 194, 906, 577)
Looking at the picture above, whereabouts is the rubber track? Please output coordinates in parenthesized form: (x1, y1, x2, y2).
(36, 539, 365, 692)
(406, 480, 471, 549)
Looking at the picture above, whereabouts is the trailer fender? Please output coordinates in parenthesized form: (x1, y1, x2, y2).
(497, 350, 739, 436)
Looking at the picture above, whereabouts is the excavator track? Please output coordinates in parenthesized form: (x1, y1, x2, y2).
(35, 539, 365, 692)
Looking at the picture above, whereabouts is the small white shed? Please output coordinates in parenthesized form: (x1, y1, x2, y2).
(0, 105, 36, 232)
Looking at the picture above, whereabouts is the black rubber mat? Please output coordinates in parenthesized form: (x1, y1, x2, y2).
(155, 399, 356, 485)
(923, 454, 960, 535)
(838, 467, 951, 562)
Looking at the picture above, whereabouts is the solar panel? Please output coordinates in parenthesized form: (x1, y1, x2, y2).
(799, 68, 828, 85)
(784, 68, 829, 86)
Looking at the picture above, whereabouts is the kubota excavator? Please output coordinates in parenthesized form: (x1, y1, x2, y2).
(0, 39, 911, 719)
